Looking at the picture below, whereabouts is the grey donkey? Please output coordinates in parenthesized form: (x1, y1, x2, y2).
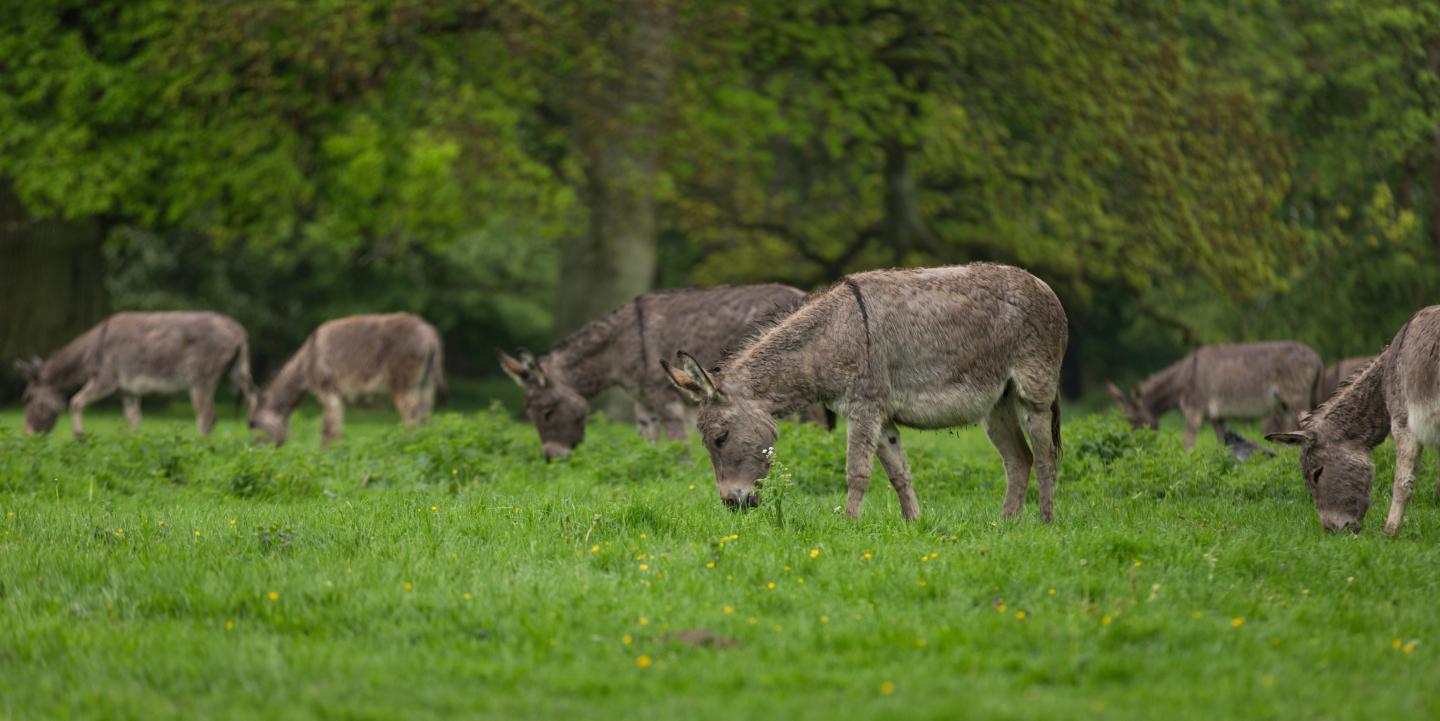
(1320, 356, 1376, 401)
(499, 284, 816, 461)
(1269, 307, 1440, 535)
(249, 313, 445, 447)
(1107, 341, 1323, 450)
(16, 311, 257, 437)
(663, 263, 1068, 522)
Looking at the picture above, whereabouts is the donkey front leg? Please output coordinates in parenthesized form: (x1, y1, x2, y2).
(122, 394, 142, 430)
(318, 392, 345, 448)
(1383, 425, 1423, 536)
(843, 411, 884, 519)
(190, 381, 218, 436)
(876, 422, 920, 520)
(1181, 407, 1203, 451)
(69, 377, 118, 438)
(985, 397, 1034, 520)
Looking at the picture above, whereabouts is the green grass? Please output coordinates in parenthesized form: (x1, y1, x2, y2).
(1, 403, 1438, 720)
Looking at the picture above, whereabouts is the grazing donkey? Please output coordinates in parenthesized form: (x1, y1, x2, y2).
(1107, 341, 1323, 450)
(16, 311, 256, 437)
(249, 313, 444, 447)
(1320, 356, 1376, 401)
(1268, 308, 1440, 535)
(499, 284, 812, 461)
(663, 263, 1068, 522)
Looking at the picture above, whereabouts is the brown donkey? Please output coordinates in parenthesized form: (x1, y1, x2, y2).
(16, 311, 256, 437)
(249, 313, 444, 447)
(1269, 307, 1440, 535)
(499, 284, 812, 460)
(1108, 341, 1323, 450)
(664, 263, 1067, 522)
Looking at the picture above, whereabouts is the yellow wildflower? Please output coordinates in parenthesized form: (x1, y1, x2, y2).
(267, 592, 279, 602)
(879, 681, 896, 696)
(623, 634, 633, 645)
(1404, 642, 1417, 654)
(225, 620, 234, 631)
(636, 655, 652, 669)
(404, 582, 414, 591)
(1231, 617, 1244, 628)
(639, 617, 649, 625)
(591, 545, 600, 553)
(767, 582, 776, 590)
(820, 615, 829, 624)
(463, 593, 473, 601)
(1015, 611, 1026, 621)
(1393, 638, 1404, 650)
(706, 562, 715, 569)
(639, 564, 649, 571)
(723, 606, 733, 614)
(863, 552, 873, 560)
(1101, 615, 1112, 625)
(1047, 588, 1057, 596)
(810, 549, 820, 558)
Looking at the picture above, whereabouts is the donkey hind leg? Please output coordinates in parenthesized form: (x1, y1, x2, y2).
(1020, 399, 1059, 523)
(1211, 419, 1230, 445)
(1383, 425, 1423, 536)
(984, 393, 1033, 520)
(394, 386, 423, 428)
(1181, 407, 1203, 451)
(69, 377, 118, 438)
(876, 422, 920, 520)
(843, 410, 884, 519)
(122, 394, 142, 430)
(319, 391, 345, 447)
(190, 380, 219, 436)
(413, 373, 437, 424)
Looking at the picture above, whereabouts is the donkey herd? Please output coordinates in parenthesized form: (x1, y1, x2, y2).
(11, 263, 1438, 535)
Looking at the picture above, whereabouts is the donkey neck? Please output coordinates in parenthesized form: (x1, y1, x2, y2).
(727, 297, 850, 411)
(546, 307, 640, 398)
(1139, 355, 1192, 417)
(263, 341, 314, 416)
(1313, 355, 1389, 447)
(40, 323, 105, 390)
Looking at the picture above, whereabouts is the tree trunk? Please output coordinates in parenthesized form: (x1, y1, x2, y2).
(0, 183, 108, 401)
(556, 0, 674, 336)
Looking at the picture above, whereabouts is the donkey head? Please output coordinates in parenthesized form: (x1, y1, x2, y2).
(499, 348, 588, 461)
(15, 356, 62, 435)
(1267, 424, 1373, 533)
(246, 394, 291, 447)
(1106, 381, 1157, 430)
(663, 351, 775, 510)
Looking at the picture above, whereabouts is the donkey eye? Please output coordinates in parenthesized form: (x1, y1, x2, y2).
(714, 431, 729, 448)
(1310, 468, 1323, 487)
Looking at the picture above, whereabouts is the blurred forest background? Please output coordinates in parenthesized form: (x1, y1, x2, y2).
(3, 0, 1439, 405)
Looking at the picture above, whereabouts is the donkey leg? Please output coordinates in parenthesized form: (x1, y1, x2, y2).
(394, 388, 421, 427)
(1022, 401, 1059, 523)
(1383, 426, 1423, 536)
(122, 394, 142, 430)
(319, 392, 345, 448)
(69, 377, 117, 438)
(1181, 409, 1202, 451)
(658, 400, 689, 442)
(1211, 419, 1230, 445)
(985, 397, 1033, 520)
(843, 411, 883, 519)
(876, 422, 920, 520)
(190, 382, 218, 436)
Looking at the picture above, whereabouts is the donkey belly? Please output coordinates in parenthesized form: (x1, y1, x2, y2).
(119, 374, 189, 396)
(1206, 396, 1279, 421)
(341, 372, 391, 402)
(891, 383, 1005, 429)
(1407, 403, 1440, 447)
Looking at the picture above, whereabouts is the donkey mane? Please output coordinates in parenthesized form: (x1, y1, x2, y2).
(547, 287, 712, 359)
(1302, 346, 1386, 429)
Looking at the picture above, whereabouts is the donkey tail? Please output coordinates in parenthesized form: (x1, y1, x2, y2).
(1050, 395, 1062, 460)
(230, 335, 259, 413)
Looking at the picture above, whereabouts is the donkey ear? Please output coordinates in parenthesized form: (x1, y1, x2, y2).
(663, 351, 720, 402)
(497, 349, 542, 388)
(1105, 381, 1134, 409)
(1265, 430, 1315, 447)
(13, 357, 38, 381)
(516, 348, 548, 387)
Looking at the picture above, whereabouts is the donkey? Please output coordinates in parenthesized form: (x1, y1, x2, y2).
(1320, 356, 1376, 401)
(1107, 341, 1323, 450)
(663, 263, 1068, 522)
(15, 311, 256, 437)
(1268, 308, 1440, 535)
(249, 313, 444, 447)
(498, 284, 814, 461)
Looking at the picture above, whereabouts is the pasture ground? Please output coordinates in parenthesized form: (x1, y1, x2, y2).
(1, 402, 1437, 720)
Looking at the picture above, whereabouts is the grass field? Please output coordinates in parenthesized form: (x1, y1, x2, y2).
(2, 401, 1438, 720)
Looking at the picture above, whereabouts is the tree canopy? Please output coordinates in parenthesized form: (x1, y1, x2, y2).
(2, 0, 1436, 393)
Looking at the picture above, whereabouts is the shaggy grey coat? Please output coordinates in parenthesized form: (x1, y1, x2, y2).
(17, 311, 256, 436)
(1269, 307, 1440, 535)
(1109, 341, 1323, 450)
(1320, 356, 1376, 401)
(665, 263, 1067, 522)
(249, 313, 444, 447)
(500, 284, 811, 460)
